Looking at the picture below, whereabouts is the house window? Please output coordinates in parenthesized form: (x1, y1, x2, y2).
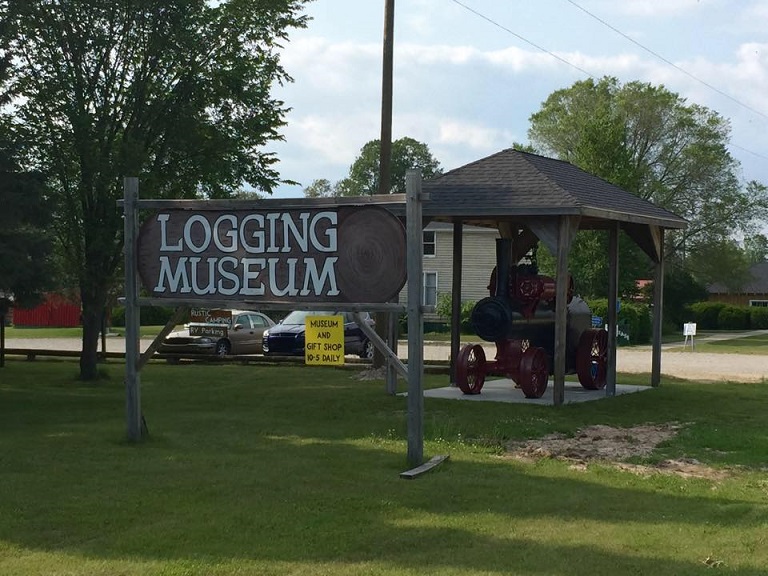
(423, 230, 436, 256)
(423, 272, 438, 306)
(749, 300, 768, 307)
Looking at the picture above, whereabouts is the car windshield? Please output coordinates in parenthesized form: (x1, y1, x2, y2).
(281, 310, 335, 325)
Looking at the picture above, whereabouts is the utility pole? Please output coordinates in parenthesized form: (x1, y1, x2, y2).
(374, 0, 396, 369)
(379, 0, 395, 197)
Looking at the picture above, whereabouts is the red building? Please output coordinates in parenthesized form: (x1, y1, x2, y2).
(13, 294, 81, 327)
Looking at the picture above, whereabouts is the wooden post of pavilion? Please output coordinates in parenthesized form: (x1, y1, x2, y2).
(651, 228, 665, 387)
(553, 216, 579, 406)
(450, 220, 463, 384)
(606, 222, 620, 396)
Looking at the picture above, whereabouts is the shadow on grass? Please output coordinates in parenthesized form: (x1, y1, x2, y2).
(1, 360, 767, 574)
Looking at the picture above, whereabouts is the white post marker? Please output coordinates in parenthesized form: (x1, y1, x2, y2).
(683, 322, 697, 351)
(305, 315, 345, 365)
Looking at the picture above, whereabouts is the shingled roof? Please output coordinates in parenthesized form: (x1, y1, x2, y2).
(421, 148, 687, 230)
(709, 261, 768, 295)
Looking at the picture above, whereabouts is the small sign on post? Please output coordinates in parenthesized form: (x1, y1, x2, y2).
(305, 315, 345, 365)
(189, 308, 232, 338)
(683, 322, 697, 351)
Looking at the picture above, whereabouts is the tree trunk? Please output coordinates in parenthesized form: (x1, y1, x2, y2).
(80, 289, 106, 380)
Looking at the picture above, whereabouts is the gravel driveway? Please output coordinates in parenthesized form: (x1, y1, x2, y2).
(4, 333, 767, 383)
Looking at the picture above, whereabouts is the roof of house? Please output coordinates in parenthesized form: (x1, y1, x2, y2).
(421, 149, 687, 230)
(708, 261, 768, 294)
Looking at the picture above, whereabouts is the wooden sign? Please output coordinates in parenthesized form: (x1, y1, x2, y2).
(304, 315, 345, 365)
(137, 206, 406, 303)
(190, 308, 232, 325)
(189, 324, 228, 338)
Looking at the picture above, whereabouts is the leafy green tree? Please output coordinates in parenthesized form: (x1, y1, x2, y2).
(527, 77, 768, 295)
(1, 0, 309, 379)
(656, 267, 709, 329)
(535, 234, 650, 300)
(303, 178, 344, 198)
(0, 138, 54, 311)
(687, 238, 752, 292)
(345, 137, 441, 196)
(744, 234, 768, 264)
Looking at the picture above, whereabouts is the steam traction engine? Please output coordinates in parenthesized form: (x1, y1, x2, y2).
(456, 239, 608, 399)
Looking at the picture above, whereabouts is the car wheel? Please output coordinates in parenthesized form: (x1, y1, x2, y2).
(215, 339, 231, 357)
(360, 339, 374, 360)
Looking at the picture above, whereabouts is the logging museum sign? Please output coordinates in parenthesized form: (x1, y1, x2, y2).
(137, 206, 406, 303)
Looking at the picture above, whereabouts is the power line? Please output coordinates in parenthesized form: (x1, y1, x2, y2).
(447, 0, 768, 164)
(729, 142, 768, 163)
(564, 0, 768, 123)
(447, 0, 596, 79)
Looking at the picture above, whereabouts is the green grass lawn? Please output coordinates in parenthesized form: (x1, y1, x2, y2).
(2, 360, 768, 575)
(666, 333, 768, 354)
(4, 325, 172, 339)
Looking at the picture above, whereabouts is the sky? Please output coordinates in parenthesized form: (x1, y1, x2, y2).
(267, 0, 768, 199)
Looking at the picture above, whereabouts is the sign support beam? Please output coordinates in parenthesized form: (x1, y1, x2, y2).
(123, 177, 142, 441)
(405, 170, 424, 468)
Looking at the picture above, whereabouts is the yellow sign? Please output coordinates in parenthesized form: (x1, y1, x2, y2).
(305, 315, 345, 365)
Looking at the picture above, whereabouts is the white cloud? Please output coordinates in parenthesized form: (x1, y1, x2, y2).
(435, 119, 515, 150)
(272, 0, 768, 197)
(281, 113, 378, 167)
(745, 1, 768, 21)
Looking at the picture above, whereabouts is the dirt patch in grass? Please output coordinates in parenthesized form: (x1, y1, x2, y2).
(353, 367, 390, 381)
(506, 423, 729, 480)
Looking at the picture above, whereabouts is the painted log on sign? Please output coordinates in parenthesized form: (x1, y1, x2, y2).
(136, 206, 406, 304)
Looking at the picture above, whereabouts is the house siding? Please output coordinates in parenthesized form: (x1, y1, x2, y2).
(399, 224, 499, 321)
(708, 294, 768, 307)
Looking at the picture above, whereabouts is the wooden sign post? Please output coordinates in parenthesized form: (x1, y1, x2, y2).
(683, 322, 697, 351)
(121, 179, 436, 474)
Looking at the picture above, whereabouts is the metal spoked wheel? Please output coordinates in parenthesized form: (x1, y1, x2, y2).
(576, 329, 608, 389)
(456, 344, 487, 395)
(215, 339, 231, 358)
(518, 346, 549, 398)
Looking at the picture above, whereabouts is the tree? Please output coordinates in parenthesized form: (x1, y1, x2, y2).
(0, 136, 54, 310)
(655, 267, 709, 329)
(527, 77, 768, 296)
(1, 0, 309, 379)
(344, 137, 441, 196)
(303, 178, 341, 198)
(744, 234, 768, 264)
(687, 237, 752, 292)
(535, 235, 649, 300)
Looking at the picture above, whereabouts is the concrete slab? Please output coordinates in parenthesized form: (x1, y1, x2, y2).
(416, 379, 651, 406)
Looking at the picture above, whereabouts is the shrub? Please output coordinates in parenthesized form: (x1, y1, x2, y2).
(688, 301, 727, 330)
(585, 298, 652, 344)
(587, 298, 609, 320)
(717, 306, 750, 330)
(750, 307, 768, 329)
(435, 293, 476, 333)
(111, 305, 179, 327)
(620, 302, 653, 344)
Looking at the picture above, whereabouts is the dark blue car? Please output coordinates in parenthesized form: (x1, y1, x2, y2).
(262, 310, 375, 359)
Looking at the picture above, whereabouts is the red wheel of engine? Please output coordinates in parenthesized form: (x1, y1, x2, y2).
(518, 346, 549, 398)
(456, 344, 487, 395)
(576, 329, 608, 390)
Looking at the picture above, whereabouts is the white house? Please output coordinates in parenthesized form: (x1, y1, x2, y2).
(398, 222, 499, 321)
